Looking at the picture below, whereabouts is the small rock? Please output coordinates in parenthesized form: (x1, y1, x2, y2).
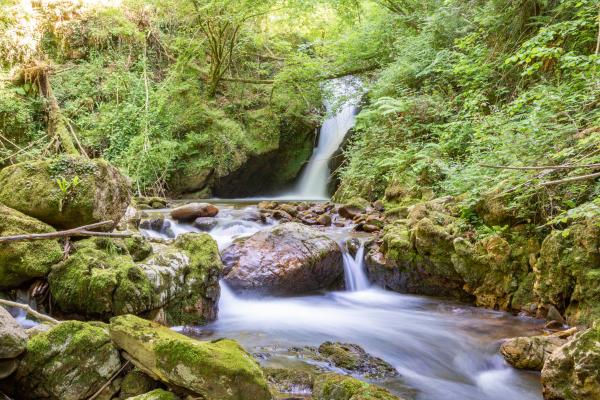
(264, 367, 316, 395)
(193, 217, 218, 231)
(0, 306, 27, 359)
(372, 200, 385, 212)
(279, 204, 299, 217)
(313, 373, 401, 400)
(170, 203, 219, 221)
(119, 369, 159, 399)
(545, 305, 566, 325)
(500, 335, 566, 370)
(317, 342, 398, 379)
(361, 224, 381, 233)
(258, 201, 278, 210)
(273, 210, 293, 221)
(317, 214, 332, 226)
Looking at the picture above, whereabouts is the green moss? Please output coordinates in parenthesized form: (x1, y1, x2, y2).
(119, 369, 160, 399)
(125, 235, 153, 262)
(0, 204, 63, 288)
(127, 389, 179, 400)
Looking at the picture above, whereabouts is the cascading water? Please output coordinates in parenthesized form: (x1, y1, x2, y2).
(280, 78, 360, 200)
(341, 240, 370, 291)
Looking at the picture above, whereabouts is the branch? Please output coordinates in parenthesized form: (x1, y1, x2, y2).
(0, 299, 59, 324)
(540, 171, 600, 187)
(0, 221, 131, 243)
(88, 360, 131, 400)
(481, 163, 600, 171)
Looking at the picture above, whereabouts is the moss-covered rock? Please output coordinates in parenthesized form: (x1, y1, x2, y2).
(0, 156, 131, 229)
(9, 321, 122, 400)
(126, 389, 179, 400)
(263, 366, 316, 395)
(118, 369, 160, 399)
(312, 373, 401, 400)
(0, 306, 27, 359)
(541, 324, 600, 400)
(0, 204, 63, 288)
(316, 342, 397, 379)
(49, 233, 222, 324)
(109, 315, 272, 400)
(500, 335, 566, 371)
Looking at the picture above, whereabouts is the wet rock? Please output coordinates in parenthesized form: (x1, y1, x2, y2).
(9, 321, 122, 400)
(109, 315, 272, 400)
(344, 238, 361, 258)
(193, 217, 218, 231)
(49, 233, 222, 324)
(0, 359, 18, 379)
(338, 198, 370, 220)
(272, 209, 293, 221)
(361, 224, 381, 233)
(279, 203, 299, 217)
(127, 389, 179, 400)
(0, 204, 63, 289)
(118, 369, 160, 399)
(222, 223, 343, 295)
(542, 324, 600, 400)
(372, 200, 385, 212)
(136, 197, 168, 210)
(0, 306, 27, 359)
(319, 342, 397, 379)
(317, 214, 332, 226)
(258, 201, 278, 210)
(0, 156, 131, 230)
(170, 202, 218, 221)
(241, 210, 264, 223)
(313, 373, 401, 400)
(264, 367, 316, 395)
(500, 335, 566, 370)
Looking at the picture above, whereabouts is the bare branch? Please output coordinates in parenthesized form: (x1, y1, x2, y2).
(0, 299, 59, 324)
(0, 221, 131, 243)
(540, 171, 600, 187)
(481, 163, 600, 171)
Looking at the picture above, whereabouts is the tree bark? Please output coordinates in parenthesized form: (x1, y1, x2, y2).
(0, 221, 130, 243)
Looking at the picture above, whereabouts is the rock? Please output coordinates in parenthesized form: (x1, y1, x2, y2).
(193, 217, 218, 231)
(338, 198, 370, 220)
(372, 200, 385, 212)
(136, 197, 168, 210)
(272, 209, 293, 221)
(119, 369, 160, 399)
(499, 335, 566, 370)
(317, 214, 332, 226)
(49, 233, 222, 324)
(258, 201, 278, 210)
(312, 373, 401, 400)
(109, 315, 272, 400)
(127, 389, 179, 400)
(317, 342, 397, 379)
(361, 224, 381, 233)
(0, 204, 63, 289)
(545, 305, 566, 325)
(279, 204, 299, 217)
(10, 321, 122, 400)
(170, 203, 218, 221)
(344, 238, 361, 258)
(222, 223, 343, 295)
(264, 367, 316, 395)
(125, 235, 154, 262)
(0, 358, 18, 379)
(542, 324, 600, 400)
(0, 306, 27, 359)
(0, 156, 131, 230)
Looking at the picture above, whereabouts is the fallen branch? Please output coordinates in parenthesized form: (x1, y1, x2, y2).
(540, 171, 600, 187)
(0, 220, 131, 243)
(481, 163, 600, 171)
(0, 299, 59, 324)
(88, 360, 131, 400)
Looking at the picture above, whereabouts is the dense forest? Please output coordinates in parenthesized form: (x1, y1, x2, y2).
(0, 0, 599, 400)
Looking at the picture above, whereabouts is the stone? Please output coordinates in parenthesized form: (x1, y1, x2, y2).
(49, 233, 222, 324)
(109, 315, 272, 400)
(317, 342, 398, 379)
(0, 358, 18, 379)
(317, 214, 332, 226)
(499, 335, 566, 370)
(0, 156, 131, 230)
(0, 204, 63, 289)
(279, 204, 299, 217)
(264, 367, 316, 395)
(222, 222, 343, 295)
(118, 369, 160, 399)
(10, 321, 122, 400)
(170, 203, 219, 221)
(127, 389, 179, 400)
(372, 200, 385, 212)
(542, 324, 600, 400)
(193, 217, 219, 231)
(338, 198, 369, 220)
(312, 373, 401, 400)
(0, 306, 27, 359)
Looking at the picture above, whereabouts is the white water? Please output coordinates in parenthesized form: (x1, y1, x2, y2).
(342, 240, 370, 291)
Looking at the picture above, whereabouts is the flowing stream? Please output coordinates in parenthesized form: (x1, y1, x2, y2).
(141, 203, 543, 400)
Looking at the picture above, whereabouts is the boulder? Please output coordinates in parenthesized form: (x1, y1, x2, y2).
(118, 369, 159, 399)
(127, 389, 179, 400)
(264, 367, 316, 395)
(0, 204, 63, 289)
(0, 306, 27, 359)
(500, 335, 566, 371)
(9, 321, 122, 400)
(0, 156, 131, 230)
(49, 233, 222, 324)
(170, 203, 218, 221)
(222, 222, 343, 295)
(109, 315, 272, 400)
(338, 198, 370, 220)
(318, 342, 397, 379)
(193, 217, 218, 231)
(313, 373, 401, 400)
(542, 324, 600, 400)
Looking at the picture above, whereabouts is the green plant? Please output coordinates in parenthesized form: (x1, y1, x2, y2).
(55, 175, 80, 212)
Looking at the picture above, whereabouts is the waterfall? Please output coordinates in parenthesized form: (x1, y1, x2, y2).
(342, 240, 370, 291)
(280, 78, 360, 200)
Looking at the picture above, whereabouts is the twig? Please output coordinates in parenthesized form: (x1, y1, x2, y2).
(0, 221, 131, 243)
(540, 171, 600, 187)
(481, 163, 600, 170)
(0, 299, 59, 324)
(88, 360, 131, 400)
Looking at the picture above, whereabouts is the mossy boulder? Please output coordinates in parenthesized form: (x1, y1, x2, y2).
(312, 373, 401, 400)
(9, 321, 122, 400)
(0, 156, 131, 229)
(49, 233, 222, 324)
(126, 389, 179, 400)
(0, 204, 63, 288)
(541, 324, 600, 400)
(109, 315, 272, 400)
(0, 306, 27, 359)
(317, 342, 397, 379)
(500, 335, 566, 371)
(118, 369, 160, 399)
(264, 366, 316, 395)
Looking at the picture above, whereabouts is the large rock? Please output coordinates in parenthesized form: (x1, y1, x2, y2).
(170, 202, 219, 221)
(541, 324, 600, 400)
(500, 335, 566, 371)
(0, 156, 130, 229)
(222, 222, 343, 295)
(312, 373, 401, 400)
(0, 204, 63, 289)
(109, 315, 272, 400)
(127, 389, 179, 400)
(0, 306, 27, 359)
(49, 233, 222, 324)
(9, 321, 122, 400)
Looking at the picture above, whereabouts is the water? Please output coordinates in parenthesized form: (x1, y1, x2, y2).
(142, 203, 543, 400)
